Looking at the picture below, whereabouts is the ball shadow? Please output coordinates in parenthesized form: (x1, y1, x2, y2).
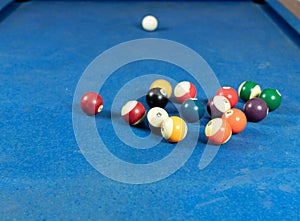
(134, 23, 170, 32)
(149, 125, 162, 136)
(72, 103, 112, 120)
(111, 110, 151, 131)
(198, 129, 208, 144)
(132, 120, 150, 130)
(95, 110, 112, 119)
(169, 96, 180, 104)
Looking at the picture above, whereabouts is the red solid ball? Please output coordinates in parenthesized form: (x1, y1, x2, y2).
(216, 87, 238, 107)
(80, 92, 104, 116)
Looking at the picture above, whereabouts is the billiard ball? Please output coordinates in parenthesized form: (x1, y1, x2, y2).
(216, 87, 238, 107)
(259, 88, 281, 111)
(243, 98, 268, 122)
(147, 107, 169, 128)
(222, 108, 247, 134)
(141, 15, 158, 31)
(180, 98, 205, 123)
(238, 81, 261, 102)
(146, 87, 168, 108)
(161, 116, 188, 143)
(206, 95, 231, 118)
(80, 92, 103, 116)
(205, 118, 232, 145)
(121, 100, 146, 125)
(174, 81, 197, 103)
(150, 79, 172, 98)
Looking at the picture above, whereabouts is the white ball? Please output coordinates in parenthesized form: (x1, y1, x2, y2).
(142, 15, 158, 32)
(147, 107, 168, 128)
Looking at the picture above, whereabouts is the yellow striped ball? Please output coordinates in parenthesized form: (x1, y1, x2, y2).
(161, 116, 188, 143)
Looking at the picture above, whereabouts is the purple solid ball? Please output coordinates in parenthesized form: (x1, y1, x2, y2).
(244, 98, 269, 122)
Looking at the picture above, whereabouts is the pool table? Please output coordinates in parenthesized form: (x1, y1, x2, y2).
(1, 0, 300, 220)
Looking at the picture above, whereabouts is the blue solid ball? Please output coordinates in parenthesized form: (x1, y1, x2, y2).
(180, 98, 205, 123)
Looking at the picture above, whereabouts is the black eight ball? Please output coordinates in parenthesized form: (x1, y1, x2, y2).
(146, 87, 168, 108)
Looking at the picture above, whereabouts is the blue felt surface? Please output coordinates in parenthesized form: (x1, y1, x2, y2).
(266, 0, 300, 34)
(0, 1, 300, 220)
(0, 0, 13, 11)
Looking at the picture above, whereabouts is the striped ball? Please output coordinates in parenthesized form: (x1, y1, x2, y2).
(121, 100, 146, 125)
(207, 95, 231, 118)
(174, 81, 197, 103)
(161, 116, 188, 143)
(238, 81, 261, 102)
(205, 118, 232, 145)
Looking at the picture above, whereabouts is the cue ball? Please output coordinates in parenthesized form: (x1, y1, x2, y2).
(222, 108, 247, 134)
(180, 98, 205, 123)
(205, 118, 232, 145)
(161, 116, 188, 143)
(121, 100, 146, 125)
(243, 98, 268, 122)
(174, 81, 197, 103)
(147, 107, 169, 128)
(80, 92, 103, 116)
(142, 15, 158, 31)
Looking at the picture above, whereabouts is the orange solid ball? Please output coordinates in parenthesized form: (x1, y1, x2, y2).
(222, 108, 247, 134)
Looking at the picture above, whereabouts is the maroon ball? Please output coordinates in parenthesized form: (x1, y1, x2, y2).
(80, 92, 104, 116)
(244, 98, 268, 122)
(206, 96, 231, 118)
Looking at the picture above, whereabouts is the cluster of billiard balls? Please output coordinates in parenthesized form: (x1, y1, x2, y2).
(121, 80, 197, 143)
(205, 81, 281, 144)
(79, 80, 281, 145)
(80, 80, 198, 143)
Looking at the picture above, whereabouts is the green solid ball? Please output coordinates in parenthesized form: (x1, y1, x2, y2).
(259, 88, 281, 111)
(238, 81, 261, 102)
